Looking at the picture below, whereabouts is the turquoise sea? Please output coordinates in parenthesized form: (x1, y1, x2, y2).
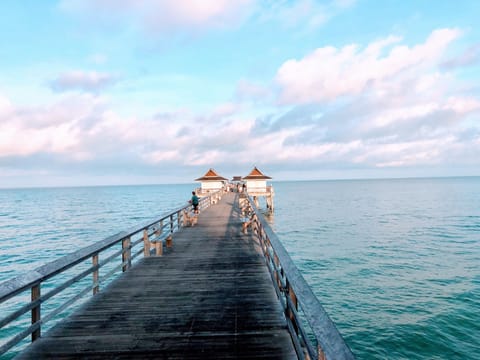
(1, 178, 479, 359)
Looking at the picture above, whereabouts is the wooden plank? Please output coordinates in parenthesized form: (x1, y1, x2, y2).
(19, 332, 295, 359)
(16, 193, 296, 359)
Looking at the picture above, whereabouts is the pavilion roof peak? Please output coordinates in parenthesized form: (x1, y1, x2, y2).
(243, 166, 272, 180)
(195, 168, 228, 181)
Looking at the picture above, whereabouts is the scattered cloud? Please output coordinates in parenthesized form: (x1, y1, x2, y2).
(257, 28, 480, 170)
(258, 0, 355, 32)
(274, 0, 329, 29)
(59, 0, 355, 38)
(275, 28, 462, 104)
(59, 0, 256, 34)
(0, 94, 107, 158)
(0, 94, 13, 116)
(50, 70, 118, 93)
(441, 43, 480, 69)
(2, 2, 480, 188)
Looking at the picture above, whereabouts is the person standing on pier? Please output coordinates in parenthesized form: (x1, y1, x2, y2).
(191, 191, 199, 214)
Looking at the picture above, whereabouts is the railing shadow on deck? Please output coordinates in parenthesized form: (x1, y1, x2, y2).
(0, 190, 224, 358)
(240, 193, 355, 360)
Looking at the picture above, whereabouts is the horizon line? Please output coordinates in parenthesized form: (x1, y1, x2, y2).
(1, 174, 479, 191)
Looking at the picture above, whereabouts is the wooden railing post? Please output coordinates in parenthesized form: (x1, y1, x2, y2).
(31, 284, 41, 341)
(93, 254, 99, 295)
(165, 215, 173, 248)
(143, 229, 150, 257)
(122, 237, 131, 272)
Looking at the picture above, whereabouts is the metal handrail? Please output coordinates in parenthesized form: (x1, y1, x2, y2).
(0, 190, 223, 357)
(243, 195, 355, 360)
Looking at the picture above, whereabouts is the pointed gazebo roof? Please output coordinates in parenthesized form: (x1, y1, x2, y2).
(242, 167, 272, 180)
(195, 168, 228, 182)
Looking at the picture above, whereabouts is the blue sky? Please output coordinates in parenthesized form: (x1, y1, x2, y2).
(0, 0, 479, 187)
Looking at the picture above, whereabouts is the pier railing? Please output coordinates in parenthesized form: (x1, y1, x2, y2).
(242, 195, 355, 360)
(0, 190, 223, 357)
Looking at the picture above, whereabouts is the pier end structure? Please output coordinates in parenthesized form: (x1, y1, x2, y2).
(242, 166, 274, 211)
(194, 168, 228, 195)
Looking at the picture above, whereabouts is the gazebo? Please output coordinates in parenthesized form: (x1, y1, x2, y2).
(242, 167, 274, 211)
(242, 166, 272, 194)
(194, 168, 228, 194)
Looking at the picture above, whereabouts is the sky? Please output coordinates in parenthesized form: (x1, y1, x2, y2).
(0, 0, 479, 188)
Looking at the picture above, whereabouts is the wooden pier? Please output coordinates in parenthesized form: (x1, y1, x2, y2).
(1, 190, 354, 360)
(15, 193, 295, 359)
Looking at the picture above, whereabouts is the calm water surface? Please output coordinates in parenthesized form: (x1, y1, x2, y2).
(273, 178, 480, 359)
(1, 178, 479, 359)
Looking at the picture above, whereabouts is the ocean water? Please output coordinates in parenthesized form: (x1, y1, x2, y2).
(272, 178, 480, 359)
(1, 178, 479, 359)
(0, 184, 194, 280)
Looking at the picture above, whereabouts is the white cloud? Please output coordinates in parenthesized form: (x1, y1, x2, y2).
(276, 0, 328, 29)
(441, 43, 480, 69)
(1, 82, 479, 186)
(1, 20, 479, 187)
(156, 0, 254, 28)
(363, 136, 456, 168)
(0, 91, 255, 175)
(258, 0, 354, 32)
(59, 0, 354, 37)
(445, 96, 480, 113)
(50, 70, 118, 93)
(0, 94, 107, 157)
(0, 94, 13, 116)
(210, 102, 239, 118)
(249, 27, 480, 172)
(276, 28, 462, 104)
(368, 102, 452, 129)
(59, 0, 256, 34)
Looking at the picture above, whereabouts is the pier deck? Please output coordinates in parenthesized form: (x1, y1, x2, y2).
(16, 193, 296, 359)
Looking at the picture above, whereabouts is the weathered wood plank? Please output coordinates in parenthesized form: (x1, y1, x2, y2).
(20, 332, 295, 359)
(16, 193, 296, 359)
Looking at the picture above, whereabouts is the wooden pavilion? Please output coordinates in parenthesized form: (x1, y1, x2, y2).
(195, 168, 228, 194)
(242, 167, 274, 211)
